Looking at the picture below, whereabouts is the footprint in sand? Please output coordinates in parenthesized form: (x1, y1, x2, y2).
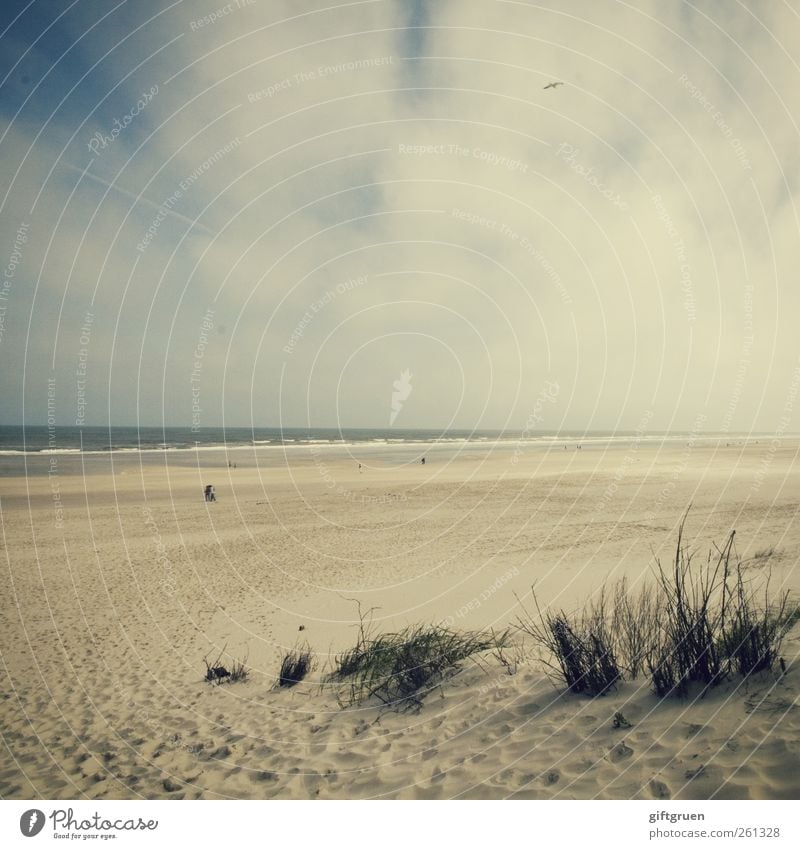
(542, 770, 560, 786)
(495, 722, 515, 738)
(210, 745, 233, 759)
(302, 772, 322, 794)
(608, 741, 633, 763)
(513, 702, 542, 717)
(649, 779, 671, 799)
(430, 766, 446, 783)
(516, 772, 537, 789)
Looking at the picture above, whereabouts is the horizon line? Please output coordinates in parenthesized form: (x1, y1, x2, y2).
(0, 423, 797, 437)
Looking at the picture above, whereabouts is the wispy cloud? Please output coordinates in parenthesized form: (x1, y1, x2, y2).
(1, 0, 798, 431)
(59, 161, 215, 234)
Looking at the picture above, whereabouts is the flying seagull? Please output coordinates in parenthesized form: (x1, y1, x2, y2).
(543, 81, 564, 90)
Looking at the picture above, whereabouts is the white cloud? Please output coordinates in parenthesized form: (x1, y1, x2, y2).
(1, 0, 798, 432)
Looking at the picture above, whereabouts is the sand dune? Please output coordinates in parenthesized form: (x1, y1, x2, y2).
(1, 440, 798, 799)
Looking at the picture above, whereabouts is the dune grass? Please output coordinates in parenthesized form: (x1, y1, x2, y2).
(330, 618, 507, 707)
(517, 592, 621, 696)
(519, 518, 793, 699)
(228, 655, 249, 683)
(277, 644, 313, 688)
(203, 646, 249, 684)
(647, 523, 790, 696)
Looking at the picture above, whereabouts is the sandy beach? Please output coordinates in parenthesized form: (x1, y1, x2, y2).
(1, 439, 799, 800)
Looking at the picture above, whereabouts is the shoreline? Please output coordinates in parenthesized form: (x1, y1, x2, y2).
(1, 432, 794, 479)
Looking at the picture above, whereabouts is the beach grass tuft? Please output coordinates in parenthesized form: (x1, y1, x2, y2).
(277, 645, 313, 688)
(203, 645, 248, 684)
(646, 521, 789, 696)
(228, 655, 249, 683)
(519, 517, 792, 699)
(516, 597, 621, 696)
(331, 620, 507, 707)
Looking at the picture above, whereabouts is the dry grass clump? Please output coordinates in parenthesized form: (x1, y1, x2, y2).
(203, 646, 248, 684)
(517, 591, 621, 696)
(277, 644, 313, 688)
(519, 517, 794, 699)
(330, 613, 507, 707)
(229, 656, 249, 683)
(646, 524, 790, 697)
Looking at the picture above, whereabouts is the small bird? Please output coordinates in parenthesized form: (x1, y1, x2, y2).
(543, 81, 564, 90)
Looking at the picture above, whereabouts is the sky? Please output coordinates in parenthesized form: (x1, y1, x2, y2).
(1, 0, 799, 433)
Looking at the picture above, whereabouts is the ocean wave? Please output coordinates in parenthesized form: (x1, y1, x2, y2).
(0, 431, 776, 457)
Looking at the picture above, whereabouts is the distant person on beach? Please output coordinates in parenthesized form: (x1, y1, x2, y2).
(209, 485, 216, 501)
(421, 457, 426, 465)
(203, 485, 211, 502)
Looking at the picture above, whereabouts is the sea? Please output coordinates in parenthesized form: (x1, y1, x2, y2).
(0, 425, 772, 476)
(0, 424, 718, 454)
(0, 425, 532, 476)
(0, 425, 518, 454)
